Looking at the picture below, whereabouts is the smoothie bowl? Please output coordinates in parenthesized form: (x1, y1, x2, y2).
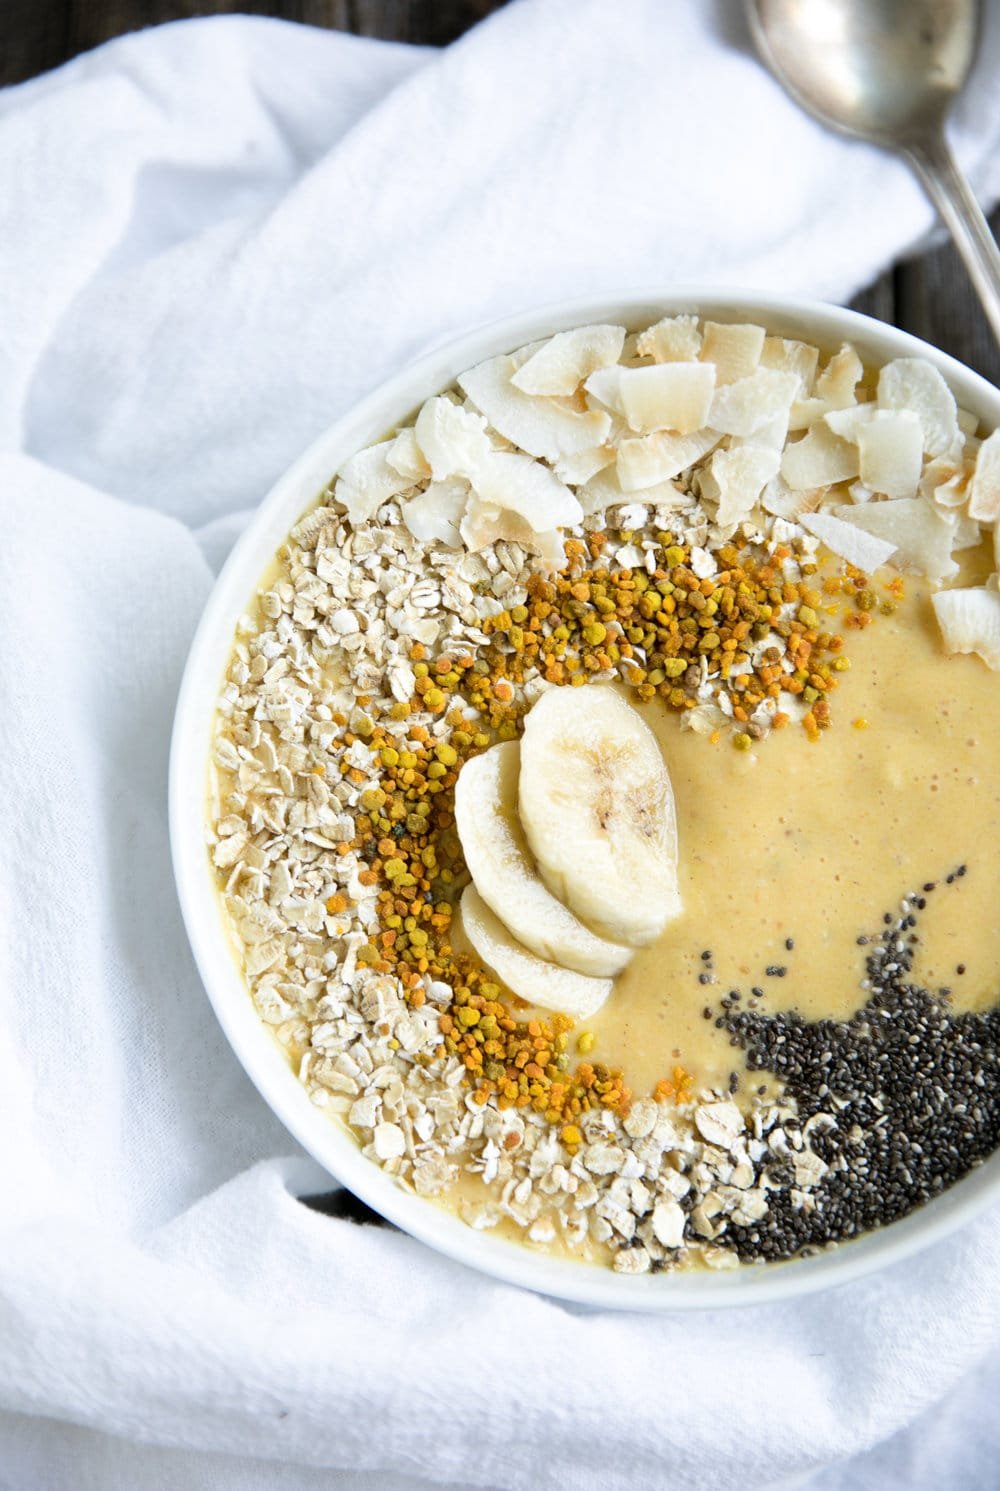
(170, 292, 1000, 1309)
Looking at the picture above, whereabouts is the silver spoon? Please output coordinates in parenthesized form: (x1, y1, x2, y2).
(746, 0, 1000, 346)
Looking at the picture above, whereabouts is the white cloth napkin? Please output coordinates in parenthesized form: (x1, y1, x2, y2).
(3, 5, 1000, 1489)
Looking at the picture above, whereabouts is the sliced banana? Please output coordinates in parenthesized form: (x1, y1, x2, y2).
(454, 741, 633, 977)
(459, 886, 613, 1019)
(519, 685, 681, 947)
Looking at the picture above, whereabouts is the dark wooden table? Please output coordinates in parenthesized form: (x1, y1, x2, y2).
(3, 0, 998, 387)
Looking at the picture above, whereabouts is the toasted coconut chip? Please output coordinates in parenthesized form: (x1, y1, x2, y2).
(583, 365, 625, 415)
(800, 511, 896, 574)
(702, 444, 779, 530)
(788, 347, 864, 432)
(681, 702, 730, 736)
(833, 497, 957, 581)
(951, 512, 984, 551)
(848, 480, 874, 504)
(510, 324, 626, 397)
(553, 444, 617, 486)
(743, 412, 791, 451)
(824, 403, 876, 442)
(816, 343, 863, 406)
(386, 427, 431, 483)
(920, 453, 972, 508)
(615, 362, 716, 435)
(617, 428, 723, 492)
(857, 409, 923, 499)
(700, 321, 765, 385)
(932, 585, 1000, 669)
(761, 474, 823, 519)
(335, 441, 415, 526)
(401, 478, 469, 547)
(878, 357, 962, 458)
(787, 395, 831, 431)
(781, 424, 859, 489)
(458, 354, 611, 461)
(414, 395, 493, 481)
(459, 495, 566, 571)
(968, 428, 1000, 522)
(578, 468, 686, 516)
(470, 450, 582, 532)
(760, 336, 819, 396)
(958, 407, 980, 436)
(635, 314, 702, 363)
(707, 368, 798, 438)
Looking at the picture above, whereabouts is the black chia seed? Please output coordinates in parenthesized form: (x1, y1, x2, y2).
(718, 872, 1000, 1265)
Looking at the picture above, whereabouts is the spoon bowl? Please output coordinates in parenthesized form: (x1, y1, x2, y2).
(746, 0, 1000, 345)
(747, 0, 977, 144)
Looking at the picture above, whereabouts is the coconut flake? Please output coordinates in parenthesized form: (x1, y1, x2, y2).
(833, 497, 957, 581)
(414, 396, 493, 481)
(789, 347, 863, 432)
(932, 585, 1000, 669)
(968, 428, 1000, 522)
(615, 362, 716, 435)
(553, 444, 617, 487)
(700, 321, 765, 385)
(635, 314, 702, 363)
(760, 336, 820, 395)
(761, 474, 822, 519)
(857, 410, 923, 499)
(459, 495, 565, 571)
(583, 366, 625, 415)
(401, 478, 469, 547)
(458, 354, 611, 460)
(578, 468, 686, 516)
(702, 445, 779, 529)
(386, 427, 431, 482)
(816, 343, 864, 406)
(471, 451, 582, 532)
(878, 358, 962, 458)
(824, 404, 876, 442)
(707, 368, 799, 438)
(511, 324, 626, 396)
(617, 428, 723, 492)
(799, 511, 896, 575)
(334, 441, 415, 526)
(781, 425, 859, 489)
(950, 512, 983, 551)
(681, 702, 730, 736)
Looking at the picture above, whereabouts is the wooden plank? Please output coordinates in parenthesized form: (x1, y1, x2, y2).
(894, 207, 1000, 386)
(42, 0, 505, 65)
(848, 271, 896, 326)
(0, 0, 69, 87)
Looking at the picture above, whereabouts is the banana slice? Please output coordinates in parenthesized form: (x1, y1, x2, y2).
(455, 741, 633, 977)
(519, 685, 681, 947)
(459, 886, 613, 1019)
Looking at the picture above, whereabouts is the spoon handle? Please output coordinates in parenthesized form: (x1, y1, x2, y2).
(905, 132, 1000, 350)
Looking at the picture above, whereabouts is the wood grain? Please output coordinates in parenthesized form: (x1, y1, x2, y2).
(0, 0, 504, 83)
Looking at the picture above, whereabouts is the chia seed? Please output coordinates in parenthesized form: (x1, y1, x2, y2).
(719, 876, 1000, 1265)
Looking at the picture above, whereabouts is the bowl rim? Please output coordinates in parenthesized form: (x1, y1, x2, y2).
(169, 286, 1000, 1312)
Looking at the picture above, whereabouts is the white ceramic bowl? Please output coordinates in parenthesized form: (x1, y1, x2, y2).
(170, 290, 1000, 1311)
